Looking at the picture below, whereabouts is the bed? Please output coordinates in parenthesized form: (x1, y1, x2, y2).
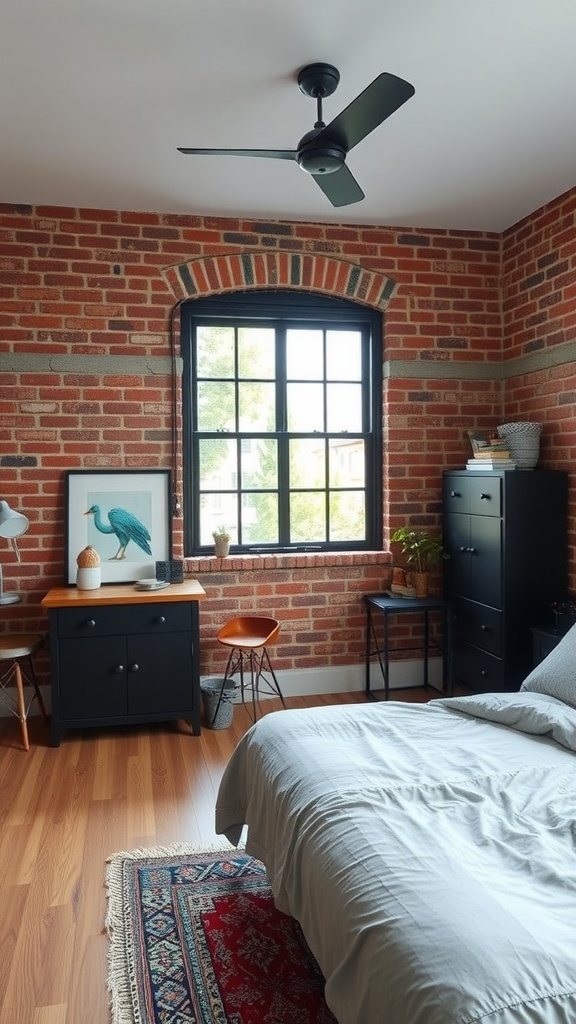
(215, 624, 576, 1024)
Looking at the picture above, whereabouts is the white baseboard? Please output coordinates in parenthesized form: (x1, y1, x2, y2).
(6, 657, 445, 719)
(202, 656, 445, 701)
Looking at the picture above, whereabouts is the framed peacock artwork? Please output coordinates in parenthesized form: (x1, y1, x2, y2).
(65, 469, 172, 585)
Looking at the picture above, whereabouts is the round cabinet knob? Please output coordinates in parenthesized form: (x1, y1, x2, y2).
(480, 670, 487, 677)
(459, 546, 467, 552)
(156, 615, 166, 624)
(480, 624, 488, 631)
(86, 619, 96, 628)
(450, 491, 460, 498)
(128, 663, 139, 673)
(114, 664, 124, 674)
(479, 493, 490, 500)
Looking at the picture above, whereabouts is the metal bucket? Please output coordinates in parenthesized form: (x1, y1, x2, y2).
(200, 677, 236, 729)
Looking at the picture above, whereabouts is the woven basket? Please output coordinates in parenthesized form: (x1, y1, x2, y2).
(496, 422, 542, 468)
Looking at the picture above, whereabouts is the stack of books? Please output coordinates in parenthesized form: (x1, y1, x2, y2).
(467, 448, 516, 471)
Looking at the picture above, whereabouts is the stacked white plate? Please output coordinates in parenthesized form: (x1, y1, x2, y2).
(134, 578, 170, 591)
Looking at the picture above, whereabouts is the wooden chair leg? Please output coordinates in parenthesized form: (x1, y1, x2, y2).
(13, 662, 30, 751)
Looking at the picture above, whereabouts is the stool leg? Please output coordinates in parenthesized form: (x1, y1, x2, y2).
(249, 651, 258, 721)
(260, 648, 286, 708)
(27, 654, 48, 722)
(14, 662, 30, 752)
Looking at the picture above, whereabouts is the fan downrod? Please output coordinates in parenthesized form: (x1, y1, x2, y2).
(297, 62, 340, 99)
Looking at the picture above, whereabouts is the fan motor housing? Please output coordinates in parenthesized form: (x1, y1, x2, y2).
(297, 145, 345, 175)
(297, 129, 346, 175)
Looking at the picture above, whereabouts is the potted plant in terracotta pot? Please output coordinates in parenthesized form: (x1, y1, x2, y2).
(391, 527, 448, 597)
(212, 525, 231, 558)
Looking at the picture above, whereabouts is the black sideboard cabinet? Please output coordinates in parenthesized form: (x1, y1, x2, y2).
(42, 581, 206, 745)
(442, 469, 567, 693)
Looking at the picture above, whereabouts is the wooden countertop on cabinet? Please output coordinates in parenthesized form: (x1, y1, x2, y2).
(41, 578, 207, 608)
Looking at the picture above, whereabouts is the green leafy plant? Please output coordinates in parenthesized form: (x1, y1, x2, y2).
(391, 527, 449, 574)
(212, 525, 231, 542)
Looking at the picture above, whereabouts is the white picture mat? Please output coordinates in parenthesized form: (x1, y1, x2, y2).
(65, 470, 171, 584)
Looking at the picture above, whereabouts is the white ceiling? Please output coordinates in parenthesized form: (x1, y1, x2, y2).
(2, 0, 576, 233)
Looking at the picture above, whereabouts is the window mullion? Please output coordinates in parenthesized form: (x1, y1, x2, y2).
(276, 322, 290, 544)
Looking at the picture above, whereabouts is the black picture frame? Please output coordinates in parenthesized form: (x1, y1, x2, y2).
(65, 469, 172, 584)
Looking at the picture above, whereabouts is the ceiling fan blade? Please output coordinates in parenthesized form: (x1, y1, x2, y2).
(311, 164, 364, 207)
(318, 72, 415, 154)
(177, 147, 297, 161)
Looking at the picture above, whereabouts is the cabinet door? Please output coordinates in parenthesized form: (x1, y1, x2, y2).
(469, 515, 502, 607)
(127, 633, 193, 715)
(444, 513, 501, 607)
(58, 637, 127, 719)
(443, 513, 471, 596)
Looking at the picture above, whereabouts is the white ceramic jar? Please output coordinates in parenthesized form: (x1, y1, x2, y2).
(76, 545, 102, 589)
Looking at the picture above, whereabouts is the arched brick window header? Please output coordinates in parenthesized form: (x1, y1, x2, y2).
(163, 251, 397, 311)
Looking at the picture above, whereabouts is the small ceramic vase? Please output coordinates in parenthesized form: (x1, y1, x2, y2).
(76, 545, 101, 589)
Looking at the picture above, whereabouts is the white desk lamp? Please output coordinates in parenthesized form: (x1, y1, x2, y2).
(0, 500, 30, 606)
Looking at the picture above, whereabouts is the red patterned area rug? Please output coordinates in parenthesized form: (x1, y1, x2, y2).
(105, 844, 336, 1024)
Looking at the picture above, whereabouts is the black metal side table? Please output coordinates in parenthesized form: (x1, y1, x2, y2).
(363, 593, 453, 700)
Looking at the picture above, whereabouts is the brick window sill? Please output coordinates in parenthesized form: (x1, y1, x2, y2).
(185, 550, 392, 574)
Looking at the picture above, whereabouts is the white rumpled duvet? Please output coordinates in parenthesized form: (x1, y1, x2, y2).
(215, 692, 576, 1024)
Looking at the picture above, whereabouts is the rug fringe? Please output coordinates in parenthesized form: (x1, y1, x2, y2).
(106, 839, 239, 866)
(105, 841, 244, 1024)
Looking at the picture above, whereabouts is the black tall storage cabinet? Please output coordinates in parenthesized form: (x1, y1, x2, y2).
(442, 469, 567, 693)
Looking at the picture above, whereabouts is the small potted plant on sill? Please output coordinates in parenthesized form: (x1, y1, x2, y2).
(391, 526, 449, 598)
(212, 525, 231, 558)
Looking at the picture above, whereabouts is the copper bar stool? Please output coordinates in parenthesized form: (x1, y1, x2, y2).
(0, 633, 47, 750)
(216, 615, 285, 722)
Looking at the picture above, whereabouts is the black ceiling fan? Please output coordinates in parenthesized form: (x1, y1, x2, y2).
(178, 62, 415, 208)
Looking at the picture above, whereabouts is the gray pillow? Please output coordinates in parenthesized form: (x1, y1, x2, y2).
(520, 623, 576, 708)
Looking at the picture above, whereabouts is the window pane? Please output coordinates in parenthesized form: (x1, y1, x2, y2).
(326, 330, 362, 380)
(290, 438, 325, 488)
(329, 439, 365, 487)
(199, 493, 238, 546)
(197, 381, 236, 431)
(287, 383, 324, 431)
(241, 492, 278, 544)
(238, 328, 275, 378)
(198, 437, 237, 489)
(329, 491, 365, 541)
(241, 438, 277, 489)
(326, 383, 362, 432)
(290, 492, 326, 542)
(286, 329, 323, 380)
(238, 381, 275, 431)
(197, 325, 235, 378)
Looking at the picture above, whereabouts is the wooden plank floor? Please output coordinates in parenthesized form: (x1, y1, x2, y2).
(0, 688, 434, 1024)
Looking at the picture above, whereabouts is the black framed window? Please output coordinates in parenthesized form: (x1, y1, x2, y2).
(181, 291, 382, 554)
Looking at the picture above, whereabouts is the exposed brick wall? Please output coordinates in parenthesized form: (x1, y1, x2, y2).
(501, 189, 576, 575)
(192, 552, 392, 675)
(0, 198, 574, 691)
